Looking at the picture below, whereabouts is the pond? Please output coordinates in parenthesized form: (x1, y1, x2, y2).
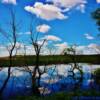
(0, 64, 100, 99)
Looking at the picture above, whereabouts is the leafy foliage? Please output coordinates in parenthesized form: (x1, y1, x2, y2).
(93, 68, 100, 85)
(92, 8, 100, 31)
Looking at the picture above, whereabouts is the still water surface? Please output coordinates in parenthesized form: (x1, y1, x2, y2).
(0, 64, 100, 99)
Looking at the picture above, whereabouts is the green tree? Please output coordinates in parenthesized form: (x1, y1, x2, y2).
(93, 68, 100, 85)
(92, 8, 100, 35)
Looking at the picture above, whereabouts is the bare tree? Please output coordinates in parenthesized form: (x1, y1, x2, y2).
(0, 8, 20, 98)
(20, 17, 48, 95)
(65, 45, 83, 90)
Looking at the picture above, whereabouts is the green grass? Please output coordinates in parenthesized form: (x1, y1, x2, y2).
(11, 90, 100, 100)
(0, 54, 100, 67)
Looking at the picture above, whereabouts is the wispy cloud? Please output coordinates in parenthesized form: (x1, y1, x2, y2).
(84, 33, 94, 40)
(55, 42, 68, 48)
(2, 0, 17, 5)
(44, 35, 62, 41)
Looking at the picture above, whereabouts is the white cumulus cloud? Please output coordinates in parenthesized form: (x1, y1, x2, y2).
(24, 2, 67, 21)
(96, 0, 100, 3)
(47, 0, 87, 13)
(36, 24, 51, 33)
(88, 43, 100, 54)
(54, 42, 68, 54)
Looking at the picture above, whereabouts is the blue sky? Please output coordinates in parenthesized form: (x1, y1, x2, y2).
(0, 0, 100, 56)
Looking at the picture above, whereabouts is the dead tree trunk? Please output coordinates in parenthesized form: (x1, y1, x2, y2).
(0, 8, 19, 99)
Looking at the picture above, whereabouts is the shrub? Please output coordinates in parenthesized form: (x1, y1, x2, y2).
(93, 68, 100, 85)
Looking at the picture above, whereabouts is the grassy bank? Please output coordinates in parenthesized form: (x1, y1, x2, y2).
(11, 90, 100, 100)
(0, 54, 100, 67)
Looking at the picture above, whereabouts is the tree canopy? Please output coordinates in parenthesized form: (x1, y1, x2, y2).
(92, 8, 100, 32)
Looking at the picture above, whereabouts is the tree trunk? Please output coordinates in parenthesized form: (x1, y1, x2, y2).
(0, 55, 12, 98)
(32, 53, 40, 96)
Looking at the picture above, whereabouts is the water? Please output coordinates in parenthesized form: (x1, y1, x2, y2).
(0, 64, 100, 99)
